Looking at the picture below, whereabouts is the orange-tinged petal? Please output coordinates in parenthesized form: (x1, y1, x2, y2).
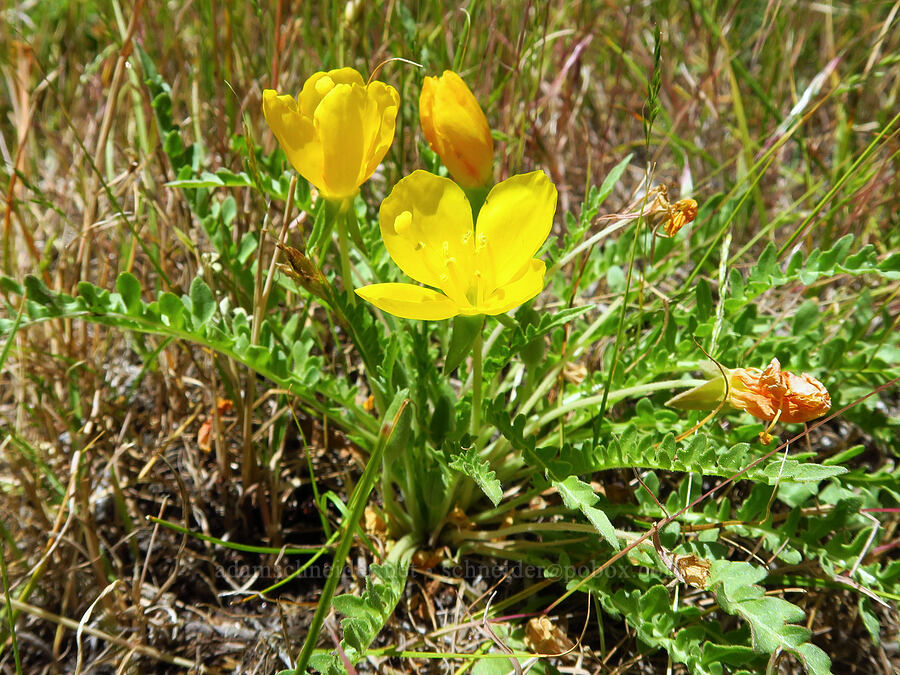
(728, 368, 779, 421)
(378, 170, 477, 307)
(355, 283, 459, 320)
(475, 171, 557, 291)
(478, 259, 546, 315)
(419, 71, 493, 188)
(777, 370, 831, 423)
(262, 89, 324, 190)
(315, 83, 368, 200)
(664, 199, 698, 237)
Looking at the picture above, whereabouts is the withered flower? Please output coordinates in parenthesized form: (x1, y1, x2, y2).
(728, 357, 831, 424)
(645, 185, 698, 238)
(667, 357, 830, 424)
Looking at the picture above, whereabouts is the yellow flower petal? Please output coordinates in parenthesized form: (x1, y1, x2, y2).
(379, 170, 477, 307)
(355, 283, 459, 320)
(475, 171, 557, 291)
(299, 68, 365, 117)
(361, 81, 401, 180)
(262, 89, 323, 190)
(479, 259, 546, 315)
(314, 83, 369, 200)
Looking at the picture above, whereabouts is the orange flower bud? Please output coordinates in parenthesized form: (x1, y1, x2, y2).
(419, 71, 494, 189)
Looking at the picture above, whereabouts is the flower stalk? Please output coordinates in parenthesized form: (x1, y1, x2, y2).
(337, 204, 354, 300)
(470, 321, 484, 437)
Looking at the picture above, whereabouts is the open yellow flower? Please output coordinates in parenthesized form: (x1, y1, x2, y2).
(356, 170, 557, 320)
(419, 71, 494, 189)
(263, 68, 400, 201)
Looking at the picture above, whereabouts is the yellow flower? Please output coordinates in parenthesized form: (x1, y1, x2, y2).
(356, 170, 557, 320)
(262, 68, 400, 201)
(419, 71, 494, 189)
(667, 358, 831, 424)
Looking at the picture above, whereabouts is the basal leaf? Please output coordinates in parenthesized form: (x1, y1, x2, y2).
(449, 446, 503, 506)
(330, 560, 409, 666)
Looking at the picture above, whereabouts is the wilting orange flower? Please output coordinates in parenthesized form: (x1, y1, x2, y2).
(728, 358, 831, 423)
(667, 358, 830, 424)
(662, 199, 698, 237)
(646, 186, 698, 238)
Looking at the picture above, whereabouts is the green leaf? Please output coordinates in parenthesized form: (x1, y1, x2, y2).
(709, 560, 832, 674)
(165, 170, 225, 189)
(791, 299, 819, 335)
(24, 275, 58, 308)
(308, 199, 335, 253)
(763, 461, 847, 483)
(332, 560, 410, 664)
(158, 292, 186, 329)
(513, 304, 593, 351)
(695, 278, 713, 319)
(116, 272, 142, 314)
(596, 153, 633, 205)
(879, 251, 900, 277)
(858, 597, 880, 644)
(554, 476, 620, 550)
(189, 277, 216, 325)
(0, 275, 23, 295)
(449, 446, 503, 506)
(293, 394, 411, 674)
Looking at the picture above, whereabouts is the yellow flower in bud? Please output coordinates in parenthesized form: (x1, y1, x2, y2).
(356, 169, 557, 320)
(667, 358, 831, 424)
(419, 71, 494, 189)
(262, 68, 400, 201)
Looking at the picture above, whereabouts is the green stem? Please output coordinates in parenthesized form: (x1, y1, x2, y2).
(527, 378, 707, 433)
(470, 324, 484, 437)
(337, 212, 353, 301)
